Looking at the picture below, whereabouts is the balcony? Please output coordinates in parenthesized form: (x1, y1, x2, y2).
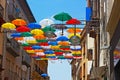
(6, 38, 20, 57)
(35, 64, 44, 75)
(22, 50, 31, 67)
(8, 3, 20, 20)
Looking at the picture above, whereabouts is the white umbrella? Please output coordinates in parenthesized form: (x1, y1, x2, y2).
(39, 19, 54, 28)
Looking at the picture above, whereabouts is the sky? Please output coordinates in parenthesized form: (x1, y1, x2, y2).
(26, 0, 86, 80)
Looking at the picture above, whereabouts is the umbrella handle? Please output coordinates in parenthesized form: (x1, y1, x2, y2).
(74, 25, 76, 35)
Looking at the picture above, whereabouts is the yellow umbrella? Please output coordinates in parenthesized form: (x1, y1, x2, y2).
(26, 50, 35, 53)
(46, 54, 56, 56)
(31, 29, 44, 35)
(26, 40, 37, 44)
(68, 33, 80, 38)
(1, 22, 16, 29)
(72, 51, 82, 54)
(51, 45, 60, 50)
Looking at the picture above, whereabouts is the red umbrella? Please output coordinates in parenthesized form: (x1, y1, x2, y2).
(16, 26, 30, 32)
(66, 18, 81, 35)
(66, 18, 81, 24)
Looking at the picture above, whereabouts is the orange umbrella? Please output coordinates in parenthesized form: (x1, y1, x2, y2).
(14, 37, 24, 41)
(12, 19, 27, 26)
(58, 41, 70, 46)
(34, 34, 46, 40)
(67, 28, 82, 33)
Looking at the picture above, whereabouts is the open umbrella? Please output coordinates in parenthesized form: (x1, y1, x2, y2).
(11, 33, 21, 37)
(28, 23, 41, 29)
(34, 34, 46, 40)
(31, 29, 44, 35)
(42, 26, 56, 32)
(52, 24, 67, 29)
(39, 18, 54, 28)
(21, 32, 33, 37)
(56, 36, 69, 41)
(53, 12, 72, 35)
(1, 22, 16, 30)
(12, 19, 26, 26)
(32, 45, 42, 49)
(53, 12, 72, 21)
(66, 18, 81, 35)
(67, 28, 82, 33)
(16, 26, 30, 32)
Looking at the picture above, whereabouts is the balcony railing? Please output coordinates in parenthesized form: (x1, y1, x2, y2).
(6, 38, 20, 57)
(22, 50, 31, 67)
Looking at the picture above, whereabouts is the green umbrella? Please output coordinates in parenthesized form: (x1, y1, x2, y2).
(21, 32, 33, 37)
(21, 43, 30, 46)
(42, 26, 56, 32)
(53, 12, 72, 21)
(53, 12, 72, 35)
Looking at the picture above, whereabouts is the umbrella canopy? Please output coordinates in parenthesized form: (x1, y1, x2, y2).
(41, 73, 48, 77)
(32, 45, 42, 49)
(16, 26, 30, 32)
(11, 33, 21, 37)
(68, 33, 80, 38)
(48, 41, 58, 45)
(31, 29, 44, 35)
(56, 36, 69, 41)
(52, 24, 67, 29)
(34, 34, 46, 40)
(69, 35, 80, 45)
(39, 18, 54, 28)
(67, 28, 82, 33)
(1, 23, 16, 29)
(44, 50, 54, 54)
(66, 18, 81, 24)
(28, 23, 41, 29)
(42, 26, 56, 32)
(44, 31, 56, 38)
(58, 41, 70, 46)
(12, 19, 27, 26)
(53, 12, 72, 21)
(21, 32, 33, 37)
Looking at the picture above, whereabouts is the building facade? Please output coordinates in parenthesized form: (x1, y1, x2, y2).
(0, 0, 49, 80)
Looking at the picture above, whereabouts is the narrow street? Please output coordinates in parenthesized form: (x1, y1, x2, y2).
(0, 0, 120, 80)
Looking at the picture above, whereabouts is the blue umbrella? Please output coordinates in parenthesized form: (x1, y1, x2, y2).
(56, 36, 69, 41)
(28, 23, 41, 29)
(11, 33, 21, 37)
(44, 50, 54, 54)
(32, 45, 42, 49)
(48, 41, 58, 45)
(41, 73, 48, 77)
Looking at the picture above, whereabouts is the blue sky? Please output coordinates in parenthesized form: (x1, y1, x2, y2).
(26, 0, 86, 80)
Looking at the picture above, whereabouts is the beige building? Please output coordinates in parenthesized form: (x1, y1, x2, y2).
(0, 0, 49, 80)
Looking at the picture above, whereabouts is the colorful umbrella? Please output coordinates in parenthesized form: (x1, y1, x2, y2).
(69, 35, 80, 45)
(44, 50, 54, 54)
(1, 23, 16, 29)
(58, 41, 70, 46)
(11, 33, 21, 37)
(68, 33, 80, 38)
(53, 12, 72, 35)
(21, 32, 33, 37)
(42, 26, 56, 32)
(27, 23, 41, 29)
(12, 19, 26, 26)
(32, 45, 42, 49)
(31, 29, 44, 35)
(44, 31, 56, 38)
(16, 26, 30, 32)
(56, 36, 69, 41)
(41, 73, 48, 77)
(52, 24, 67, 29)
(67, 28, 82, 33)
(53, 12, 72, 21)
(48, 41, 58, 45)
(34, 34, 46, 40)
(66, 18, 81, 24)
(39, 18, 54, 28)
